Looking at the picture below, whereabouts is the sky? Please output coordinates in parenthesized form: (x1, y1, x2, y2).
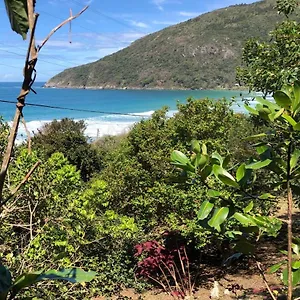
(0, 0, 258, 82)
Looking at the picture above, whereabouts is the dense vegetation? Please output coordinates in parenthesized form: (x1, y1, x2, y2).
(0, 99, 263, 298)
(2, 0, 300, 299)
(45, 0, 290, 90)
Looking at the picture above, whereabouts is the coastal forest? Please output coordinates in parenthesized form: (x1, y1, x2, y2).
(1, 0, 300, 299)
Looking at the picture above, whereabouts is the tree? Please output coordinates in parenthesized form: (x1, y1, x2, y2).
(32, 118, 101, 181)
(236, 0, 300, 95)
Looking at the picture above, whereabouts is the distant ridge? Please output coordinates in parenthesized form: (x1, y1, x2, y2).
(45, 0, 283, 90)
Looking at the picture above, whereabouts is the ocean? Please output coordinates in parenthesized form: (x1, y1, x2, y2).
(0, 82, 249, 140)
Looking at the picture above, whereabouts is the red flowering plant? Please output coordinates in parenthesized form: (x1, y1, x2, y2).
(134, 238, 193, 299)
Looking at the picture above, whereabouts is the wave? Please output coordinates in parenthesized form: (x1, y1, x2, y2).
(13, 109, 180, 143)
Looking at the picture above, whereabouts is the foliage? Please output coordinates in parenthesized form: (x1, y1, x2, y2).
(32, 118, 101, 181)
(46, 0, 285, 90)
(237, 20, 300, 95)
(0, 118, 9, 164)
(0, 265, 96, 300)
(99, 98, 260, 249)
(237, 0, 300, 95)
(0, 149, 141, 298)
(4, 0, 30, 40)
(172, 82, 300, 299)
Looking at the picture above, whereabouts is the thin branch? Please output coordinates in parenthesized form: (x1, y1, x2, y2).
(38, 5, 89, 52)
(255, 260, 277, 300)
(21, 114, 32, 154)
(1, 161, 41, 208)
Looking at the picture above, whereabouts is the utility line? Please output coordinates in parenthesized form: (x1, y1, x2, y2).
(71, 0, 147, 35)
(0, 49, 71, 69)
(38, 9, 132, 46)
(0, 41, 76, 68)
(0, 98, 150, 118)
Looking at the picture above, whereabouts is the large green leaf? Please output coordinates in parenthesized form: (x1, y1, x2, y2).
(291, 149, 300, 172)
(283, 114, 297, 126)
(245, 159, 272, 170)
(236, 163, 246, 182)
(282, 268, 300, 286)
(294, 81, 300, 113)
(268, 261, 285, 274)
(274, 90, 292, 110)
(234, 212, 254, 226)
(171, 150, 195, 172)
(36, 268, 97, 283)
(0, 265, 12, 300)
(11, 272, 42, 296)
(191, 140, 200, 154)
(213, 165, 239, 188)
(208, 207, 229, 232)
(244, 105, 259, 115)
(4, 0, 29, 39)
(11, 268, 97, 295)
(234, 239, 255, 255)
(197, 200, 214, 220)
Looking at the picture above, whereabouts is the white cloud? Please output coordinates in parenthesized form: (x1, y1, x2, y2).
(152, 20, 177, 25)
(130, 20, 149, 28)
(152, 0, 166, 11)
(178, 11, 202, 17)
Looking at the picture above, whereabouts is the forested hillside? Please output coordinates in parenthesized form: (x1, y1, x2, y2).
(45, 0, 286, 90)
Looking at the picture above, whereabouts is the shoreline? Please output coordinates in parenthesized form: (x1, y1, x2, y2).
(43, 83, 249, 92)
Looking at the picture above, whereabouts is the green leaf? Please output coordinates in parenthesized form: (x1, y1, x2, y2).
(274, 90, 292, 110)
(244, 201, 254, 213)
(207, 189, 221, 198)
(293, 243, 300, 256)
(283, 114, 297, 127)
(171, 150, 189, 165)
(236, 164, 246, 182)
(191, 140, 200, 154)
(268, 261, 285, 274)
(291, 149, 300, 172)
(11, 272, 42, 295)
(213, 165, 239, 188)
(244, 133, 267, 141)
(234, 212, 254, 226)
(245, 159, 272, 170)
(294, 81, 300, 112)
(208, 207, 229, 232)
(244, 105, 259, 115)
(258, 193, 274, 200)
(36, 268, 97, 283)
(171, 150, 195, 172)
(282, 268, 300, 286)
(202, 144, 207, 155)
(11, 268, 97, 295)
(294, 123, 300, 131)
(212, 152, 223, 165)
(293, 261, 300, 270)
(0, 265, 12, 300)
(194, 153, 208, 170)
(200, 165, 212, 181)
(197, 201, 214, 220)
(4, 0, 29, 39)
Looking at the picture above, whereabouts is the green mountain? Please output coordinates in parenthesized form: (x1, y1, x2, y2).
(45, 0, 283, 90)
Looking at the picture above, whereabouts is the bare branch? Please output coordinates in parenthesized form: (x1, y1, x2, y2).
(1, 161, 41, 208)
(21, 114, 32, 154)
(38, 6, 89, 52)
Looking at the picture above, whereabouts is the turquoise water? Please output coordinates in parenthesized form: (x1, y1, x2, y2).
(0, 82, 249, 138)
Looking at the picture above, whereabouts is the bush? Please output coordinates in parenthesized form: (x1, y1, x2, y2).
(32, 118, 101, 181)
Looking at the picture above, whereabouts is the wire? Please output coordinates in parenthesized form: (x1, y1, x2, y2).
(38, 9, 133, 47)
(0, 48, 71, 69)
(71, 0, 147, 35)
(0, 41, 76, 67)
(0, 98, 150, 118)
